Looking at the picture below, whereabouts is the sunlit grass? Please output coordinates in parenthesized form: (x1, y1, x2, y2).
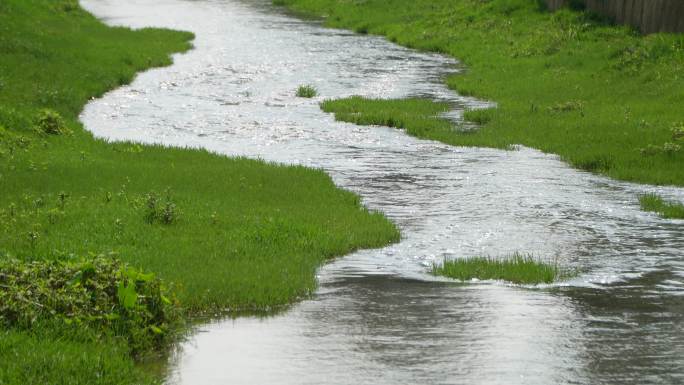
(432, 254, 564, 285)
(296, 84, 318, 98)
(639, 193, 684, 219)
(279, 0, 684, 186)
(321, 96, 456, 139)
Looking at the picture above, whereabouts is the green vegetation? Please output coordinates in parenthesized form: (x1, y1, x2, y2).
(639, 193, 684, 219)
(0, 257, 181, 356)
(321, 97, 458, 141)
(0, 0, 398, 382)
(296, 84, 318, 98)
(1, 158, 397, 312)
(432, 254, 564, 284)
(1, 328, 156, 385)
(278, 0, 684, 186)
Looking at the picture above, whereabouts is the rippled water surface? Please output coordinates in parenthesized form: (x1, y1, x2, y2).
(80, 0, 684, 383)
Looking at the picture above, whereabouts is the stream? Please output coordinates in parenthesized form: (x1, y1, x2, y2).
(79, 0, 684, 384)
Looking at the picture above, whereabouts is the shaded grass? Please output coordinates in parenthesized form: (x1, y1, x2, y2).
(277, 0, 684, 186)
(639, 193, 684, 219)
(432, 254, 564, 284)
(0, 0, 399, 382)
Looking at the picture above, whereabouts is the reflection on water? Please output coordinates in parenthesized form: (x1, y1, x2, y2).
(80, 0, 684, 383)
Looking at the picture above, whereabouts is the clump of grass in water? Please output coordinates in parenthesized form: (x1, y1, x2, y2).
(296, 84, 318, 98)
(639, 193, 684, 219)
(431, 253, 563, 284)
(321, 96, 456, 140)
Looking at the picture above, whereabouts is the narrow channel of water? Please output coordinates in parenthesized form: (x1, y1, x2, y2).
(80, 1, 684, 383)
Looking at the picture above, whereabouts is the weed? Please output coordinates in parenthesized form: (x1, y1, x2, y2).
(640, 144, 662, 156)
(46, 208, 63, 225)
(671, 123, 684, 141)
(26, 231, 39, 249)
(34, 109, 70, 135)
(143, 191, 178, 225)
(0, 257, 181, 355)
(663, 142, 682, 155)
(143, 193, 159, 224)
(640, 122, 684, 157)
(32, 197, 45, 209)
(296, 84, 318, 98)
(640, 142, 682, 157)
(548, 100, 584, 113)
(57, 191, 69, 209)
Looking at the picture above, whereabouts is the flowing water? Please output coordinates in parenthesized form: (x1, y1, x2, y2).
(79, 0, 684, 383)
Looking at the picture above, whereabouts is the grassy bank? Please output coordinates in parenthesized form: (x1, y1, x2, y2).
(0, 0, 398, 382)
(432, 254, 564, 284)
(1, 328, 157, 385)
(277, 0, 684, 186)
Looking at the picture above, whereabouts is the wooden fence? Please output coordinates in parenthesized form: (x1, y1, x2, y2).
(545, 0, 684, 33)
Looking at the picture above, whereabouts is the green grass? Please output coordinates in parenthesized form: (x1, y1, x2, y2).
(0, 327, 157, 385)
(277, 0, 684, 186)
(638, 193, 684, 219)
(321, 96, 461, 141)
(296, 84, 318, 97)
(0, 0, 399, 382)
(432, 254, 564, 284)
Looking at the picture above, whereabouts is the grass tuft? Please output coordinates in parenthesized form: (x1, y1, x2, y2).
(638, 193, 684, 219)
(296, 84, 318, 98)
(431, 253, 565, 285)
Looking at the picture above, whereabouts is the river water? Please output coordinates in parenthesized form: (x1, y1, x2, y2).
(79, 0, 684, 384)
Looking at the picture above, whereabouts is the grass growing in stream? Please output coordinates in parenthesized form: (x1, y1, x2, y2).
(321, 97, 456, 140)
(639, 193, 684, 219)
(432, 254, 563, 285)
(278, 0, 684, 186)
(296, 84, 318, 98)
(0, 0, 399, 383)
